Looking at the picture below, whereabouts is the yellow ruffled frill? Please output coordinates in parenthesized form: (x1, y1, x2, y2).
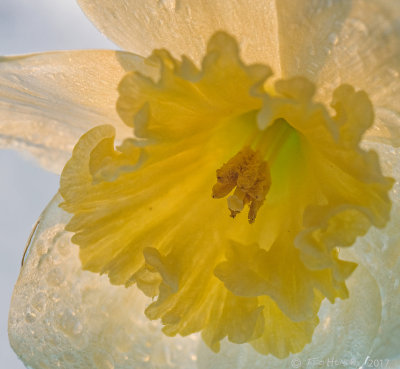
(59, 32, 393, 358)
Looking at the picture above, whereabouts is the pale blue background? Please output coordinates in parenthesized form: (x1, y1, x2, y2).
(0, 1, 115, 367)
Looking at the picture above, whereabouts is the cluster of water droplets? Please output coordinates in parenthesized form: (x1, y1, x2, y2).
(8, 195, 199, 369)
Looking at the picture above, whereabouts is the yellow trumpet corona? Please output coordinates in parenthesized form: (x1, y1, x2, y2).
(59, 32, 393, 358)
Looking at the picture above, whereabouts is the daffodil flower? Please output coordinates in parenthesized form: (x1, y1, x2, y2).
(3, 1, 400, 369)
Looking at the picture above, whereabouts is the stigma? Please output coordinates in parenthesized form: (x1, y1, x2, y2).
(212, 146, 271, 223)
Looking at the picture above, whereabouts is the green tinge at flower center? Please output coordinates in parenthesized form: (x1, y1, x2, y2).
(212, 118, 302, 223)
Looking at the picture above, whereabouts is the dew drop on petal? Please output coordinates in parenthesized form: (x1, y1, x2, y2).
(328, 32, 339, 45)
(31, 292, 47, 313)
(348, 18, 369, 35)
(92, 350, 115, 369)
(25, 309, 36, 324)
(55, 309, 83, 337)
(46, 267, 65, 286)
(55, 233, 71, 256)
(35, 241, 48, 256)
(158, 0, 177, 11)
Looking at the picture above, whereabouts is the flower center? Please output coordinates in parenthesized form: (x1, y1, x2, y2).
(212, 146, 271, 223)
(212, 118, 301, 223)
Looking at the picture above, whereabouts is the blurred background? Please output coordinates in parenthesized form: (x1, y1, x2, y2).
(0, 0, 115, 367)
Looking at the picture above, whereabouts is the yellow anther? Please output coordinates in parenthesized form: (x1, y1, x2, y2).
(212, 146, 271, 223)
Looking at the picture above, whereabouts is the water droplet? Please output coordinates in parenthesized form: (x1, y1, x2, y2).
(388, 68, 399, 78)
(328, 33, 339, 45)
(185, 4, 192, 17)
(190, 354, 197, 361)
(348, 18, 369, 35)
(56, 234, 71, 256)
(50, 252, 63, 265)
(92, 350, 115, 369)
(45, 334, 61, 346)
(114, 331, 133, 353)
(25, 309, 36, 323)
(50, 292, 60, 302)
(62, 352, 75, 363)
(47, 268, 65, 286)
(142, 13, 150, 23)
(31, 292, 47, 312)
(56, 309, 83, 336)
(37, 360, 50, 369)
(36, 241, 48, 256)
(152, 343, 174, 366)
(158, 0, 177, 11)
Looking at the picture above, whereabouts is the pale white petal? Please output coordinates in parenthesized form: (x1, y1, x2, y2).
(275, 0, 352, 79)
(8, 193, 200, 369)
(0, 50, 156, 173)
(77, 0, 281, 72)
(342, 142, 400, 360)
(276, 0, 400, 147)
(77, 0, 400, 147)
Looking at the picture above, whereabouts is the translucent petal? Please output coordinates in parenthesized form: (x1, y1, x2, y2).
(275, 0, 352, 79)
(77, 0, 400, 147)
(8, 193, 200, 369)
(342, 142, 400, 360)
(276, 0, 400, 147)
(0, 50, 156, 173)
(77, 0, 281, 72)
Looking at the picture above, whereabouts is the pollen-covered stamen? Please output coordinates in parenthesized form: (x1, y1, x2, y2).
(212, 146, 271, 223)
